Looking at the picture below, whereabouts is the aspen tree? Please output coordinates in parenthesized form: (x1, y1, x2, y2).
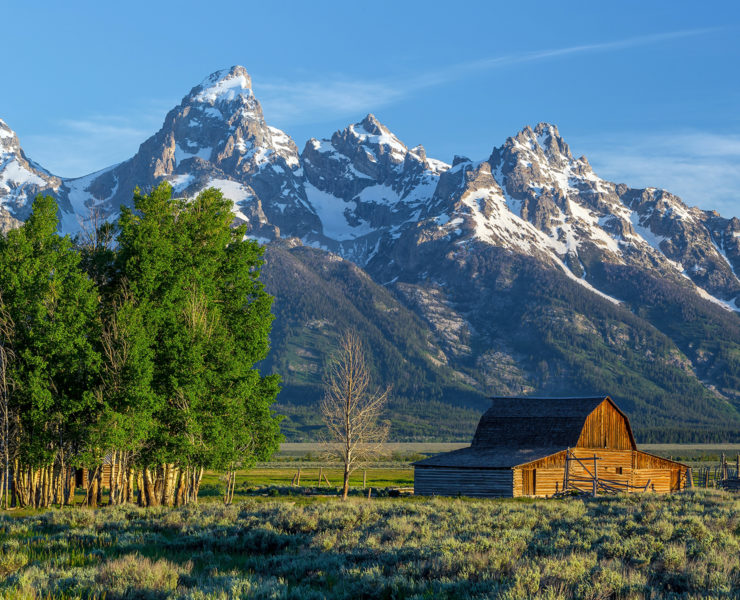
(0, 195, 100, 508)
(113, 184, 281, 504)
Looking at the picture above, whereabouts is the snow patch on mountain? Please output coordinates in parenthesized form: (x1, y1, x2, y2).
(304, 182, 373, 240)
(556, 256, 622, 305)
(0, 160, 46, 189)
(208, 178, 255, 204)
(59, 166, 118, 234)
(168, 173, 195, 193)
(268, 127, 300, 168)
(712, 235, 739, 276)
(693, 284, 737, 312)
(175, 143, 211, 165)
(628, 211, 667, 252)
(356, 184, 401, 206)
(456, 185, 559, 255)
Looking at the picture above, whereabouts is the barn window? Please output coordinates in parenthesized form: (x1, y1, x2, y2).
(616, 467, 623, 475)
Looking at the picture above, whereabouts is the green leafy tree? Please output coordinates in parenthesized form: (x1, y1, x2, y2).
(85, 282, 159, 506)
(113, 183, 281, 505)
(0, 195, 100, 506)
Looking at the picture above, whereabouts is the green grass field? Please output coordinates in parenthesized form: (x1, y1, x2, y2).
(1, 491, 738, 599)
(200, 467, 412, 499)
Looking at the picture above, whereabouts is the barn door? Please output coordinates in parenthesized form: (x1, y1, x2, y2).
(523, 469, 536, 495)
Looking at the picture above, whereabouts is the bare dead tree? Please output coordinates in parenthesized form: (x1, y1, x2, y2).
(78, 204, 116, 288)
(320, 331, 390, 500)
(78, 204, 115, 252)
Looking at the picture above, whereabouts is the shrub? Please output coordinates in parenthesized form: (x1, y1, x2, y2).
(0, 550, 28, 577)
(659, 544, 686, 572)
(0, 491, 737, 599)
(97, 554, 181, 597)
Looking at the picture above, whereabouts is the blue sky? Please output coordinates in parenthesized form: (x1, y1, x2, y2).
(3, 1, 739, 216)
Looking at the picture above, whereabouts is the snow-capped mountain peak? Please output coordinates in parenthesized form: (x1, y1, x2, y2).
(0, 118, 61, 224)
(0, 118, 17, 142)
(191, 65, 254, 105)
(0, 69, 738, 311)
(531, 122, 572, 159)
(346, 114, 409, 162)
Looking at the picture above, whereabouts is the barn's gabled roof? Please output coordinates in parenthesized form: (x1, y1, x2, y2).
(471, 396, 607, 449)
(412, 445, 564, 469)
(414, 396, 627, 469)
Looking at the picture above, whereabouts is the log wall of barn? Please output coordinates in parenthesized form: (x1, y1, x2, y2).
(414, 468, 513, 497)
(634, 451, 685, 493)
(513, 449, 685, 497)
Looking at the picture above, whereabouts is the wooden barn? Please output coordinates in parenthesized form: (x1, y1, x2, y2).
(414, 396, 689, 497)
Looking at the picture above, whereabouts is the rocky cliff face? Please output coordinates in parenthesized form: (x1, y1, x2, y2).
(300, 113, 449, 261)
(0, 207, 21, 234)
(489, 122, 740, 306)
(2, 66, 739, 439)
(49, 66, 317, 241)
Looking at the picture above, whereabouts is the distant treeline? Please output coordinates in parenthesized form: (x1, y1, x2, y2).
(636, 428, 740, 444)
(0, 184, 281, 509)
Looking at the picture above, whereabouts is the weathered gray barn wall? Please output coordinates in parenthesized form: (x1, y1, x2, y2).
(414, 468, 513, 497)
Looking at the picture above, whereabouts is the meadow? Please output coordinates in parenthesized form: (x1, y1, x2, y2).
(0, 491, 738, 599)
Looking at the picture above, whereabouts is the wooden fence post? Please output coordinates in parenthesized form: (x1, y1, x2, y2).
(686, 467, 693, 489)
(318, 467, 323, 488)
(363, 470, 367, 490)
(592, 453, 598, 497)
(297, 468, 301, 487)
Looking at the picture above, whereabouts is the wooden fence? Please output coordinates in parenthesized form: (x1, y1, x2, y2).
(687, 453, 739, 490)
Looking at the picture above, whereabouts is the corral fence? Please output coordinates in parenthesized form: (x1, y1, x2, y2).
(686, 453, 740, 491)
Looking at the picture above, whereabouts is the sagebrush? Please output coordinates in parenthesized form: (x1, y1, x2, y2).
(0, 491, 738, 599)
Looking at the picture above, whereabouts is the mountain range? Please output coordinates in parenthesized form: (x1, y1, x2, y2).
(2, 65, 739, 441)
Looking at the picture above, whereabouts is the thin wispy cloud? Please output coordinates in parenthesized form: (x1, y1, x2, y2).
(23, 113, 164, 178)
(59, 117, 152, 139)
(575, 131, 740, 218)
(256, 79, 404, 124)
(408, 28, 718, 90)
(256, 28, 717, 125)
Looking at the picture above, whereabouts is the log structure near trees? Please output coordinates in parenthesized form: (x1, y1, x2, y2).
(414, 396, 688, 498)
